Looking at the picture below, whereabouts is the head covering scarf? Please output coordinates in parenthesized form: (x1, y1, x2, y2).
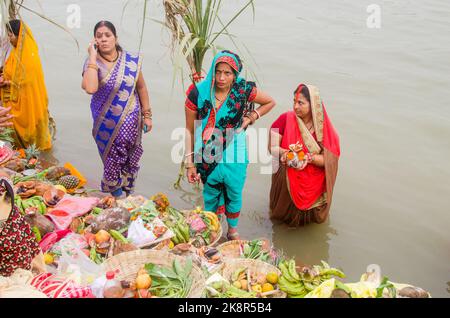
(0, 21, 52, 150)
(281, 84, 340, 222)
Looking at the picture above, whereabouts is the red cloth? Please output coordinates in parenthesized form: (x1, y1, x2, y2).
(270, 112, 288, 136)
(281, 110, 340, 210)
(30, 273, 94, 298)
(45, 196, 99, 230)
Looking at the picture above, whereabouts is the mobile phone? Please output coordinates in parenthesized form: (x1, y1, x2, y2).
(93, 43, 98, 51)
(143, 124, 148, 133)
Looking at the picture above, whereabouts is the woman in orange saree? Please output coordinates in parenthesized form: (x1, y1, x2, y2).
(0, 20, 52, 151)
(269, 84, 340, 226)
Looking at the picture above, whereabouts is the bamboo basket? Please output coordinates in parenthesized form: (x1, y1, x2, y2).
(102, 249, 206, 298)
(222, 258, 287, 298)
(217, 238, 271, 259)
(181, 210, 223, 247)
(217, 240, 249, 259)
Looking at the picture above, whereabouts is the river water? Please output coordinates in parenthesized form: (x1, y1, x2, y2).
(16, 0, 450, 296)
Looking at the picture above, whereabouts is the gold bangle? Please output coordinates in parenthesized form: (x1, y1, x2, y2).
(87, 63, 98, 71)
(185, 163, 195, 169)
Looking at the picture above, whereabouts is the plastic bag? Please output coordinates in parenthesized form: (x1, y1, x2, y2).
(89, 207, 130, 233)
(39, 229, 72, 253)
(116, 195, 147, 211)
(127, 217, 174, 247)
(51, 236, 102, 286)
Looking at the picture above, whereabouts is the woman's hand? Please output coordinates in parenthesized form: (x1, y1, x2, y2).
(186, 166, 200, 184)
(0, 76, 10, 87)
(0, 106, 13, 127)
(88, 39, 98, 59)
(143, 118, 153, 134)
(236, 117, 252, 133)
(298, 153, 314, 170)
(280, 149, 288, 166)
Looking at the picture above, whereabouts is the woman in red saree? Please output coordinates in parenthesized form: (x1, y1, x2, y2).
(269, 84, 340, 226)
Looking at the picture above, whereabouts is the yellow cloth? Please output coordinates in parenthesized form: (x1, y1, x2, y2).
(0, 22, 52, 150)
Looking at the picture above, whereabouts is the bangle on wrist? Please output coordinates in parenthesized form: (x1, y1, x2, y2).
(253, 109, 261, 120)
(87, 63, 98, 71)
(142, 108, 152, 119)
(185, 163, 195, 169)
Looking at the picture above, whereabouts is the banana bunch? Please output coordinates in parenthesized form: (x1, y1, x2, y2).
(15, 196, 47, 215)
(170, 219, 190, 245)
(278, 259, 346, 298)
(203, 211, 220, 232)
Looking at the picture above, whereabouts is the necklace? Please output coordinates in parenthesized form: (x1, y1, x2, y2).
(99, 50, 119, 63)
(215, 88, 231, 103)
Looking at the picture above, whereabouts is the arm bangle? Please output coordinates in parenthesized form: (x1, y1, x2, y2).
(253, 109, 261, 120)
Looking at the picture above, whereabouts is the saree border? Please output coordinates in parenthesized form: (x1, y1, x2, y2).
(101, 53, 142, 163)
(92, 53, 126, 142)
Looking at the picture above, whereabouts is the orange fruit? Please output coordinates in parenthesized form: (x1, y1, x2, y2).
(262, 283, 274, 293)
(136, 274, 152, 289)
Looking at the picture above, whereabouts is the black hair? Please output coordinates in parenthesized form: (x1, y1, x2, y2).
(93, 20, 122, 52)
(294, 85, 311, 103)
(7, 19, 21, 37)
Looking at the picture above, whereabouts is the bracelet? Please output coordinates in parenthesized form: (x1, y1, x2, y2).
(184, 152, 194, 158)
(87, 63, 98, 71)
(185, 163, 195, 169)
(142, 108, 152, 119)
(253, 109, 261, 120)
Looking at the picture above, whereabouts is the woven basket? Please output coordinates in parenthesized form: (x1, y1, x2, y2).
(181, 210, 223, 247)
(217, 238, 271, 259)
(222, 258, 287, 298)
(102, 249, 205, 298)
(217, 240, 249, 259)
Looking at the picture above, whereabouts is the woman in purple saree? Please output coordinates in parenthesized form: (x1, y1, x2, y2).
(82, 21, 153, 197)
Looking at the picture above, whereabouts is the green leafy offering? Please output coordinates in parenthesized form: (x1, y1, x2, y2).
(376, 276, 397, 298)
(144, 258, 194, 298)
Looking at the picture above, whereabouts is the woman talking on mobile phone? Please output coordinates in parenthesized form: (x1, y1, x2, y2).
(82, 21, 152, 198)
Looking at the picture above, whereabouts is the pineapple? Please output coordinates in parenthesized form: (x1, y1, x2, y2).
(57, 175, 80, 190)
(46, 166, 71, 181)
(25, 144, 40, 160)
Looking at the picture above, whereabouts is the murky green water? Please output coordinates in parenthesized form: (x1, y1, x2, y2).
(15, 0, 450, 296)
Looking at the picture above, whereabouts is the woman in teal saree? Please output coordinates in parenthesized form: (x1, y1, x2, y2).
(184, 50, 276, 240)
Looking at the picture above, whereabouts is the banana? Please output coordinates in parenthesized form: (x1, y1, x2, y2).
(110, 229, 129, 243)
(37, 202, 46, 214)
(279, 276, 304, 292)
(288, 260, 301, 281)
(203, 212, 219, 231)
(304, 282, 316, 291)
(179, 223, 190, 242)
(321, 260, 331, 269)
(279, 262, 298, 283)
(320, 268, 346, 279)
(171, 234, 180, 245)
(173, 227, 186, 243)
